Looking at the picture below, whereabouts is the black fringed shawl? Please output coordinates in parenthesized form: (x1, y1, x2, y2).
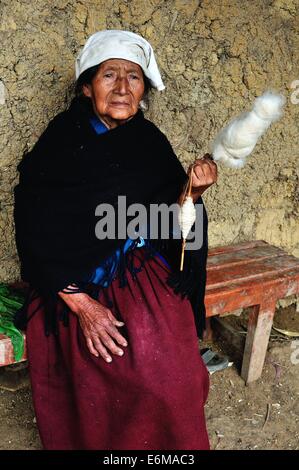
(14, 97, 208, 337)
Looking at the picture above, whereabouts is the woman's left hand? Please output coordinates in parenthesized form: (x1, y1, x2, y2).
(188, 153, 218, 199)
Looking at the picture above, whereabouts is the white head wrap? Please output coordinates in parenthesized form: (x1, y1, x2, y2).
(75, 29, 165, 91)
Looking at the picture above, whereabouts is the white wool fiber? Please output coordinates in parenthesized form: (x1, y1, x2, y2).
(178, 196, 196, 239)
(211, 91, 285, 168)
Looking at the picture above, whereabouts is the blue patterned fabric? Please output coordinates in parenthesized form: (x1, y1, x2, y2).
(89, 237, 145, 286)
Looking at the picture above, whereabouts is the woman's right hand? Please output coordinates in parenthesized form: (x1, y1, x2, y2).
(58, 291, 128, 363)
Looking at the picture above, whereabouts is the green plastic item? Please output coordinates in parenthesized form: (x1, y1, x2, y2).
(0, 283, 25, 361)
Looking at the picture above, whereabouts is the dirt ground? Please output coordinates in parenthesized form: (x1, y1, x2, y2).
(0, 304, 298, 451)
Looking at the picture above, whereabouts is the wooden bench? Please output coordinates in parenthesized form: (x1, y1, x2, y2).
(0, 333, 26, 367)
(205, 240, 299, 384)
(1, 240, 299, 385)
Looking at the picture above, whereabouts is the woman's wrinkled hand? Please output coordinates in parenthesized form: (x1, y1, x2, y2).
(188, 153, 218, 199)
(59, 292, 128, 363)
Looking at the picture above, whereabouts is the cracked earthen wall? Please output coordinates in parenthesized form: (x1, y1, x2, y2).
(0, 0, 298, 283)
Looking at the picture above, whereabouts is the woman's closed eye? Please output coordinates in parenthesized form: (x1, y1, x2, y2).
(129, 74, 140, 80)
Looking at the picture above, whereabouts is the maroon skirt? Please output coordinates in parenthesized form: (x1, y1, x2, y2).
(26, 249, 210, 450)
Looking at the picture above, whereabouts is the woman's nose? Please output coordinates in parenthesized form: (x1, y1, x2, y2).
(114, 76, 129, 94)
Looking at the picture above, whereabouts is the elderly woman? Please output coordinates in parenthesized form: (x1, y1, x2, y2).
(14, 30, 217, 450)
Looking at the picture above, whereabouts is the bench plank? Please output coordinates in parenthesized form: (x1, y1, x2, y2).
(207, 243, 285, 271)
(207, 255, 299, 290)
(0, 333, 27, 367)
(207, 240, 268, 256)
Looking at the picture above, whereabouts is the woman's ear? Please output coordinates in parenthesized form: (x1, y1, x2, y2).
(82, 84, 92, 98)
(138, 99, 147, 111)
(139, 91, 149, 111)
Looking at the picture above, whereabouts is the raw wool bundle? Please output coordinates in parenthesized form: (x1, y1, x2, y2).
(178, 195, 197, 270)
(210, 91, 286, 168)
(178, 90, 285, 269)
(178, 196, 196, 240)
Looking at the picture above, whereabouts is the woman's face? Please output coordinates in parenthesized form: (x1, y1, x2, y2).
(83, 59, 145, 129)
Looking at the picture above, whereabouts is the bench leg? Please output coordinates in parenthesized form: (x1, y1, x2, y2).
(241, 300, 277, 384)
